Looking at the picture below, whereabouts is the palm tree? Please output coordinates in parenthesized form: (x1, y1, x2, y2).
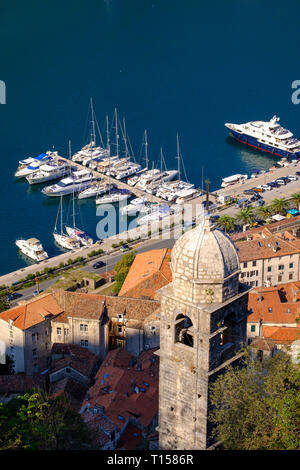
(217, 215, 235, 233)
(291, 192, 300, 211)
(256, 205, 271, 222)
(271, 197, 288, 215)
(236, 207, 255, 226)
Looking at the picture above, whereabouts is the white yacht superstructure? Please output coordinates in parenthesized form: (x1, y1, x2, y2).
(15, 238, 48, 262)
(26, 160, 72, 184)
(42, 169, 95, 196)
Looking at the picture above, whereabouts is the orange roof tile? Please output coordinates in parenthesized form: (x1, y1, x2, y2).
(118, 248, 172, 299)
(248, 281, 300, 324)
(235, 232, 300, 262)
(0, 294, 63, 330)
(263, 326, 300, 344)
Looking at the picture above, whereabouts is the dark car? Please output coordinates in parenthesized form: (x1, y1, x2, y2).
(6, 292, 22, 301)
(120, 244, 130, 252)
(92, 261, 105, 269)
(296, 171, 300, 176)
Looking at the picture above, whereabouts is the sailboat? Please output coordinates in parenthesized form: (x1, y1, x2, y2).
(65, 182, 94, 246)
(53, 195, 81, 250)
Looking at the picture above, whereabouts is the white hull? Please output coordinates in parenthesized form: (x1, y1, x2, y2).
(95, 192, 131, 205)
(53, 232, 81, 250)
(16, 239, 48, 262)
(77, 184, 109, 199)
(26, 166, 71, 185)
(65, 226, 93, 246)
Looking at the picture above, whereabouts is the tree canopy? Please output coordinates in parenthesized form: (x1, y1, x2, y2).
(209, 349, 300, 450)
(0, 391, 96, 450)
(113, 251, 136, 294)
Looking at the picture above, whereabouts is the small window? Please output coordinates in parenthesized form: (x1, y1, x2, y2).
(243, 262, 248, 268)
(57, 328, 62, 336)
(287, 308, 291, 314)
(278, 265, 284, 271)
(267, 266, 272, 272)
(252, 261, 257, 267)
(251, 325, 256, 332)
(278, 275, 282, 282)
(289, 263, 293, 269)
(268, 308, 272, 313)
(289, 273, 293, 280)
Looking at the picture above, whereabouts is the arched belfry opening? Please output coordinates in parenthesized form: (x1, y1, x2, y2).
(175, 314, 194, 347)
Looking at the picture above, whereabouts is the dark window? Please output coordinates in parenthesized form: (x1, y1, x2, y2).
(289, 273, 293, 280)
(243, 262, 248, 268)
(278, 265, 284, 271)
(289, 263, 293, 269)
(278, 275, 282, 282)
(175, 314, 194, 347)
(252, 261, 257, 267)
(251, 325, 256, 332)
(267, 266, 272, 272)
(268, 308, 272, 313)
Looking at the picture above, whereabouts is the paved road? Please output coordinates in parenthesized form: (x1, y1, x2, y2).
(10, 237, 175, 307)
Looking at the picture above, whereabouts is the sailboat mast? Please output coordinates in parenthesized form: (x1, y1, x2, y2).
(176, 133, 181, 182)
(106, 114, 110, 155)
(123, 117, 128, 158)
(115, 108, 119, 158)
(90, 97, 96, 145)
(145, 130, 148, 169)
(60, 195, 63, 235)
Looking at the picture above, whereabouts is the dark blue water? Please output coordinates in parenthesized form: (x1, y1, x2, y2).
(1, 0, 300, 275)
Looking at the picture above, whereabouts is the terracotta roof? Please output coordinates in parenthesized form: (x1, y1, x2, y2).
(51, 290, 160, 324)
(235, 230, 300, 262)
(0, 375, 46, 394)
(82, 348, 159, 432)
(250, 337, 277, 351)
(262, 326, 300, 344)
(50, 343, 98, 378)
(0, 294, 62, 330)
(248, 281, 300, 324)
(118, 248, 172, 300)
(117, 423, 143, 450)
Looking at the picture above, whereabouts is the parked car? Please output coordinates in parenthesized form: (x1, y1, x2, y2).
(286, 175, 298, 181)
(120, 244, 129, 252)
(256, 199, 265, 207)
(261, 184, 272, 191)
(296, 171, 300, 176)
(276, 179, 286, 185)
(93, 261, 105, 269)
(6, 292, 22, 301)
(33, 289, 44, 297)
(253, 187, 264, 192)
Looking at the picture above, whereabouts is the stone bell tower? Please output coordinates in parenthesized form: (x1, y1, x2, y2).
(157, 215, 249, 450)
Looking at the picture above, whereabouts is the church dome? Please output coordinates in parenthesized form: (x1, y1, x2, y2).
(171, 216, 240, 303)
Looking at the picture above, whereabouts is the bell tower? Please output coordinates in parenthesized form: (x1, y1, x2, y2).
(157, 216, 249, 449)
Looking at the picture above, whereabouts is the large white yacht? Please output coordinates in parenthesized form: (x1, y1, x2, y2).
(26, 160, 72, 184)
(221, 174, 248, 188)
(15, 153, 53, 178)
(15, 238, 48, 262)
(120, 197, 150, 216)
(225, 115, 300, 159)
(42, 169, 95, 196)
(137, 204, 173, 226)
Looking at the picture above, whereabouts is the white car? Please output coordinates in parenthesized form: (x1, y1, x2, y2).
(287, 175, 298, 181)
(261, 184, 272, 191)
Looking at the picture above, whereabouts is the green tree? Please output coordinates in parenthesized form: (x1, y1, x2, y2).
(0, 290, 10, 313)
(112, 251, 136, 295)
(291, 192, 300, 211)
(271, 197, 288, 215)
(216, 215, 235, 233)
(236, 207, 255, 226)
(0, 391, 96, 450)
(256, 205, 271, 222)
(209, 349, 300, 450)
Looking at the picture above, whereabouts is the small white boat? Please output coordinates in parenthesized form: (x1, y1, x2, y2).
(53, 195, 81, 250)
(221, 174, 248, 188)
(120, 197, 150, 216)
(15, 238, 48, 262)
(137, 204, 173, 225)
(77, 182, 110, 199)
(95, 188, 131, 205)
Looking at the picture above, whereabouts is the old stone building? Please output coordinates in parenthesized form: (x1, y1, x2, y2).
(157, 215, 250, 450)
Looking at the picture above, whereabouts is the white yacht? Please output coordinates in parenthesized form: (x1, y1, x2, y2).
(221, 174, 248, 188)
(115, 163, 142, 180)
(77, 182, 110, 199)
(225, 115, 300, 159)
(175, 188, 200, 204)
(15, 153, 53, 178)
(120, 197, 150, 216)
(65, 227, 93, 246)
(95, 188, 131, 205)
(137, 204, 173, 225)
(137, 169, 178, 192)
(42, 169, 95, 196)
(26, 160, 72, 184)
(53, 196, 81, 250)
(15, 238, 48, 262)
(127, 168, 148, 186)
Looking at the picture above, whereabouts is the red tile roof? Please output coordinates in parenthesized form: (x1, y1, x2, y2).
(50, 343, 98, 378)
(248, 281, 300, 324)
(82, 348, 159, 431)
(262, 326, 300, 344)
(0, 375, 46, 394)
(0, 294, 62, 330)
(230, 215, 300, 242)
(118, 248, 172, 300)
(49, 377, 87, 411)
